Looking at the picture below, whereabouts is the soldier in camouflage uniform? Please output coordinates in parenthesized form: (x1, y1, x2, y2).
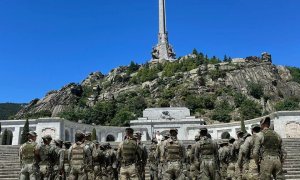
(69, 131, 92, 180)
(156, 133, 170, 179)
(117, 128, 141, 180)
(36, 135, 55, 180)
(104, 143, 116, 179)
(189, 134, 200, 180)
(19, 131, 39, 180)
(161, 128, 186, 180)
(194, 127, 220, 180)
(63, 141, 72, 180)
(230, 131, 244, 180)
(218, 139, 230, 180)
(134, 132, 148, 180)
(53, 139, 64, 180)
(93, 142, 106, 180)
(84, 132, 95, 180)
(236, 124, 260, 180)
(112, 147, 119, 180)
(227, 137, 236, 180)
(148, 139, 159, 180)
(253, 117, 286, 180)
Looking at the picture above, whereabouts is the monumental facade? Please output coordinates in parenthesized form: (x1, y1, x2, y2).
(1, 108, 300, 145)
(151, 0, 176, 62)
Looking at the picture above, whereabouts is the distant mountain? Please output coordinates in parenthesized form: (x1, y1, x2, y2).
(0, 103, 26, 120)
(15, 50, 300, 126)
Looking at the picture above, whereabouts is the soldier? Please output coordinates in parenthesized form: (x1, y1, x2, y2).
(231, 130, 244, 180)
(93, 141, 105, 180)
(104, 143, 116, 179)
(112, 147, 119, 180)
(148, 139, 159, 180)
(189, 134, 200, 180)
(84, 132, 95, 180)
(218, 139, 230, 180)
(194, 127, 220, 180)
(237, 124, 261, 180)
(253, 117, 286, 180)
(156, 133, 170, 179)
(53, 139, 64, 180)
(117, 128, 141, 180)
(19, 131, 39, 180)
(161, 128, 186, 180)
(134, 131, 148, 180)
(69, 131, 92, 180)
(63, 141, 72, 180)
(36, 135, 55, 180)
(236, 133, 251, 180)
(227, 137, 236, 180)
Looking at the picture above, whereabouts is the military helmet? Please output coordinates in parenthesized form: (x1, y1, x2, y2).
(54, 139, 63, 145)
(195, 134, 200, 141)
(169, 128, 178, 134)
(27, 131, 37, 137)
(199, 127, 208, 132)
(251, 124, 261, 132)
(42, 135, 52, 141)
(63, 141, 71, 146)
(125, 128, 134, 134)
(229, 137, 235, 144)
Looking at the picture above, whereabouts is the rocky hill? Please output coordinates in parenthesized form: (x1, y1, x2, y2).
(0, 103, 25, 120)
(15, 51, 300, 125)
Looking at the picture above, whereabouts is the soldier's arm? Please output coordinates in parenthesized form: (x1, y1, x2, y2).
(253, 133, 263, 164)
(59, 149, 64, 171)
(194, 143, 199, 163)
(19, 146, 23, 164)
(84, 146, 93, 168)
(117, 143, 122, 161)
(181, 142, 186, 163)
(68, 146, 72, 162)
(155, 144, 160, 160)
(237, 145, 244, 169)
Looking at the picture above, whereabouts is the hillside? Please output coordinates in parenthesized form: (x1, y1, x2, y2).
(15, 51, 300, 126)
(0, 103, 25, 120)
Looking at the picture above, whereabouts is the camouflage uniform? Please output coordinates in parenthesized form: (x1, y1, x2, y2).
(189, 135, 200, 180)
(52, 139, 64, 180)
(226, 137, 236, 180)
(93, 143, 106, 180)
(230, 131, 244, 180)
(161, 129, 186, 180)
(117, 128, 141, 180)
(218, 139, 230, 180)
(63, 141, 72, 180)
(148, 142, 159, 180)
(156, 134, 169, 179)
(237, 125, 260, 180)
(84, 132, 95, 180)
(135, 132, 148, 180)
(37, 135, 55, 180)
(69, 132, 92, 180)
(104, 143, 116, 179)
(194, 128, 220, 180)
(19, 131, 39, 180)
(253, 117, 286, 180)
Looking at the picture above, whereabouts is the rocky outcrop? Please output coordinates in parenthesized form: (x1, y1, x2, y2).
(15, 58, 300, 119)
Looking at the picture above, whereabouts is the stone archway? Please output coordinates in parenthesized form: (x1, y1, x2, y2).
(65, 129, 70, 141)
(106, 134, 115, 142)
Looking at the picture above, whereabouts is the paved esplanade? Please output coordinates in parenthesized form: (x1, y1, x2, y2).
(151, 0, 176, 62)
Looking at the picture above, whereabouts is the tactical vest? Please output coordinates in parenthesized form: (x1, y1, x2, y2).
(148, 145, 157, 163)
(262, 129, 280, 156)
(21, 142, 37, 163)
(198, 138, 215, 158)
(70, 143, 85, 167)
(39, 144, 53, 165)
(121, 139, 137, 163)
(165, 140, 181, 161)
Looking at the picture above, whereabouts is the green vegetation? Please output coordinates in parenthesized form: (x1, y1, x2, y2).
(275, 98, 300, 111)
(92, 128, 97, 141)
(185, 94, 215, 114)
(24, 110, 52, 119)
(211, 101, 233, 123)
(287, 66, 300, 83)
(20, 119, 30, 144)
(239, 99, 262, 120)
(0, 103, 24, 120)
(248, 82, 264, 99)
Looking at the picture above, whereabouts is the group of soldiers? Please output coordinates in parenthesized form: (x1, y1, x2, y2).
(19, 116, 286, 180)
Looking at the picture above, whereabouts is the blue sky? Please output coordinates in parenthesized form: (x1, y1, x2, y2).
(0, 0, 299, 103)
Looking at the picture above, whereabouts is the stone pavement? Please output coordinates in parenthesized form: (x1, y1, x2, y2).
(0, 138, 299, 180)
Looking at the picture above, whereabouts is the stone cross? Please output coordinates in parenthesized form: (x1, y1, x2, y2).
(151, 0, 176, 62)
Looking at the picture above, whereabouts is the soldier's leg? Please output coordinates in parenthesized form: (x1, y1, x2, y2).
(260, 158, 273, 180)
(227, 163, 235, 180)
(273, 158, 285, 180)
(199, 161, 210, 180)
(19, 165, 29, 180)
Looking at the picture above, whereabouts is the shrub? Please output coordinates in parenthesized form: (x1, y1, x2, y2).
(287, 66, 300, 83)
(248, 82, 264, 99)
(211, 101, 232, 123)
(234, 93, 247, 108)
(275, 98, 300, 111)
(239, 99, 262, 120)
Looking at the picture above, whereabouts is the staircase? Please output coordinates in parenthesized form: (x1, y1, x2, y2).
(0, 145, 20, 180)
(0, 139, 299, 180)
(283, 138, 300, 180)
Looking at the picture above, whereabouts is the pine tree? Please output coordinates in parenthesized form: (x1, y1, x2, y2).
(92, 128, 97, 141)
(241, 119, 247, 133)
(21, 119, 30, 144)
(1, 129, 8, 145)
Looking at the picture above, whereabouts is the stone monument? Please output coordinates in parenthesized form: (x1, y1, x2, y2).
(151, 0, 176, 63)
